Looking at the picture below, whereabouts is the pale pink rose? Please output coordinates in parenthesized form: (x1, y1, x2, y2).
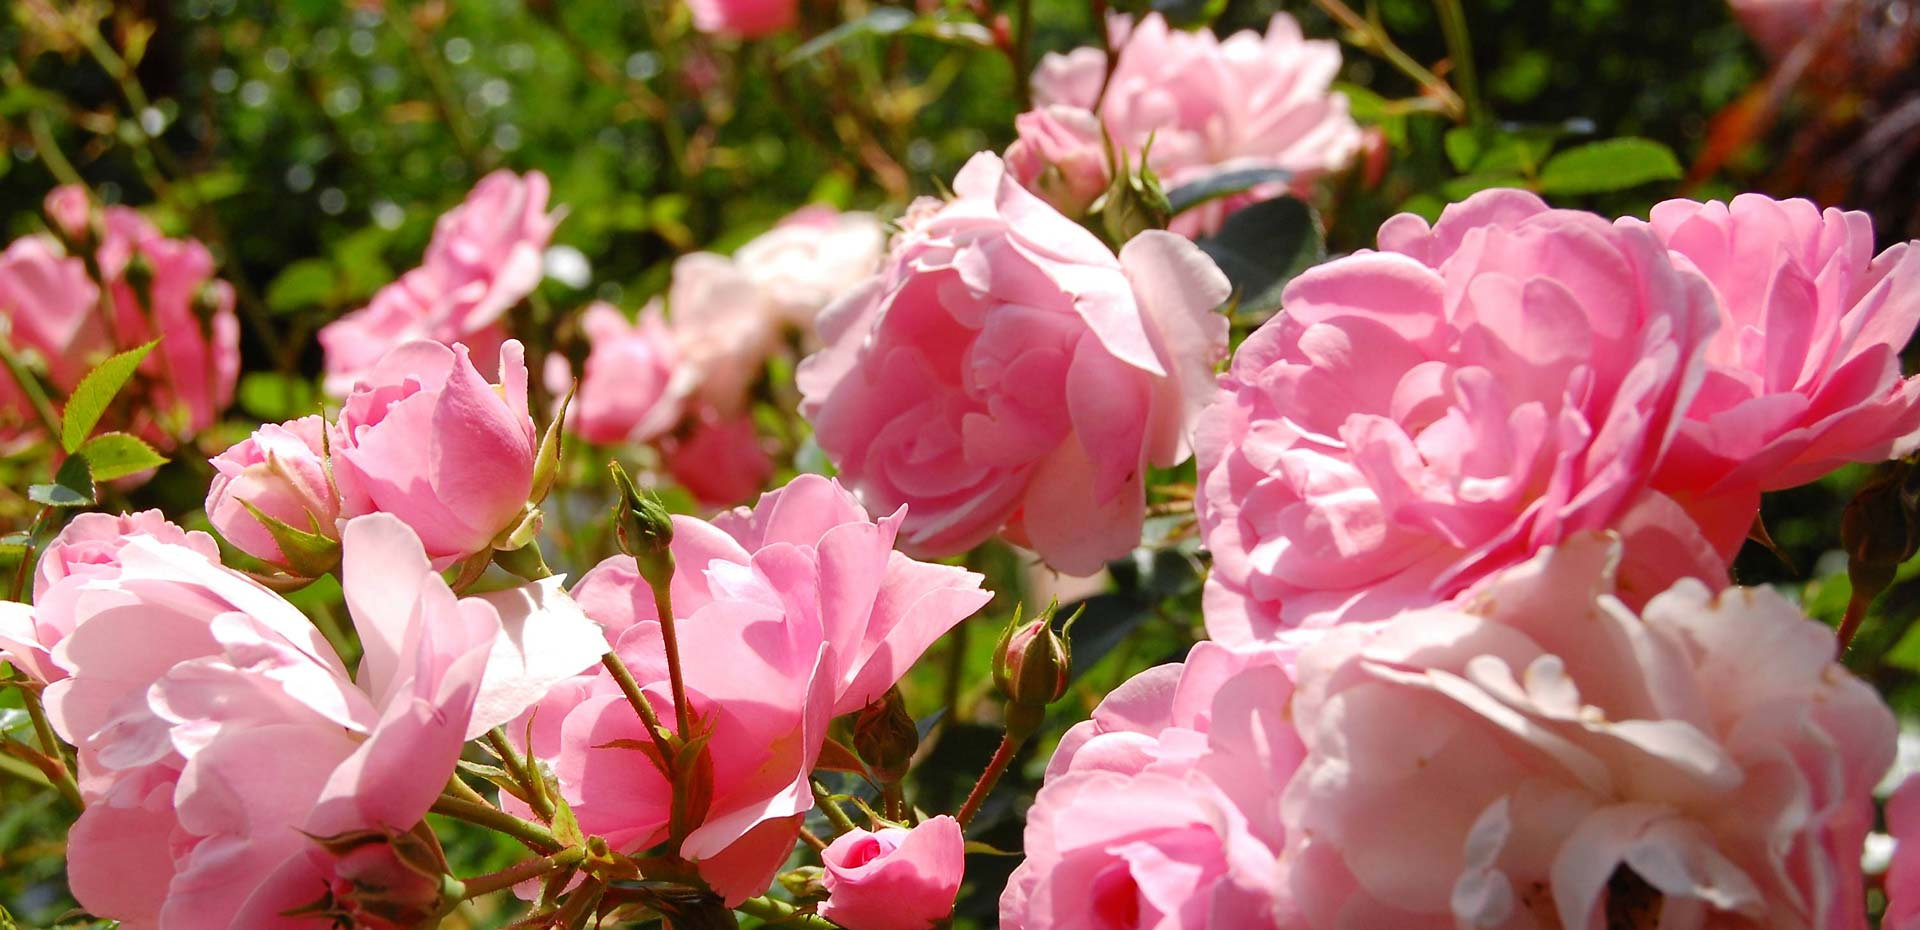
(1625, 195, 1920, 495)
(661, 410, 773, 507)
(1280, 534, 1894, 929)
(669, 250, 782, 416)
(734, 206, 888, 333)
(46, 514, 604, 929)
(569, 301, 683, 445)
(1887, 775, 1920, 930)
(520, 475, 988, 903)
(97, 207, 241, 443)
(1001, 770, 1282, 930)
(44, 184, 92, 240)
(820, 816, 966, 930)
(331, 339, 537, 566)
(687, 0, 796, 38)
(0, 511, 215, 685)
(1195, 189, 1738, 638)
(1004, 106, 1109, 219)
(0, 234, 106, 406)
(1002, 641, 1302, 930)
(205, 415, 341, 569)
(321, 171, 556, 395)
(799, 153, 1230, 575)
(1013, 13, 1361, 235)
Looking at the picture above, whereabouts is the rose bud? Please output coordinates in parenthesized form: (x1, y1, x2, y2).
(852, 687, 919, 786)
(205, 415, 342, 575)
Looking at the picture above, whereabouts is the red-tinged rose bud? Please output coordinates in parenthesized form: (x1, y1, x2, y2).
(993, 603, 1075, 725)
(292, 827, 454, 930)
(853, 687, 919, 785)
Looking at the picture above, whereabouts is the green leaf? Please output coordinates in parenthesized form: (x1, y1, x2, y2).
(265, 258, 339, 314)
(77, 432, 169, 481)
(237, 371, 320, 422)
(1536, 137, 1682, 196)
(1165, 167, 1294, 216)
(237, 499, 342, 577)
(1192, 197, 1326, 320)
(1148, 0, 1229, 27)
(61, 340, 158, 453)
(29, 455, 96, 508)
(780, 8, 916, 66)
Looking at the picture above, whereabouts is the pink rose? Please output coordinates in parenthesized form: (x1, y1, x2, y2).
(321, 171, 557, 395)
(819, 816, 966, 930)
(661, 410, 774, 507)
(331, 339, 537, 566)
(1888, 775, 1920, 930)
(1280, 534, 1894, 929)
(687, 0, 796, 38)
(45, 514, 604, 929)
(205, 415, 341, 570)
(520, 474, 988, 903)
(669, 250, 782, 416)
(799, 153, 1230, 575)
(570, 301, 684, 445)
(1628, 195, 1920, 495)
(1727, 0, 1841, 58)
(0, 234, 105, 403)
(1195, 189, 1737, 638)
(1013, 13, 1361, 235)
(1004, 105, 1109, 219)
(1002, 641, 1302, 929)
(98, 207, 241, 443)
(733, 206, 888, 333)
(44, 184, 92, 240)
(0, 510, 215, 685)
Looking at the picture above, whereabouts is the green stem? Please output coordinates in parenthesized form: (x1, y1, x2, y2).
(487, 727, 554, 821)
(643, 568, 694, 741)
(735, 895, 839, 929)
(0, 338, 64, 440)
(1431, 0, 1481, 123)
(444, 772, 494, 808)
(391, 5, 486, 175)
(1011, 0, 1035, 111)
(1310, 0, 1464, 121)
(460, 845, 586, 899)
(810, 781, 859, 835)
(430, 794, 562, 853)
(18, 683, 82, 809)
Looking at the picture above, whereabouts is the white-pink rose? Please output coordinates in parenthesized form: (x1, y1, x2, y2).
(1281, 534, 1894, 929)
(799, 152, 1230, 575)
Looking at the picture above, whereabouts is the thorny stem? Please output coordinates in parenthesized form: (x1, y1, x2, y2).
(735, 895, 839, 929)
(460, 846, 586, 899)
(1309, 0, 1465, 121)
(811, 781, 860, 835)
(646, 573, 694, 741)
(431, 794, 562, 853)
(601, 652, 677, 768)
(955, 730, 1021, 828)
(488, 727, 555, 821)
(13, 680, 82, 810)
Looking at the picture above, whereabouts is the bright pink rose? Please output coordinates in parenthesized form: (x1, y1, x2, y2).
(1002, 642, 1301, 929)
(1280, 534, 1894, 929)
(687, 0, 796, 38)
(1627, 195, 1920, 495)
(820, 816, 966, 930)
(520, 475, 988, 903)
(1888, 776, 1920, 930)
(799, 153, 1231, 575)
(661, 410, 774, 507)
(1195, 189, 1737, 638)
(1013, 13, 1361, 235)
(321, 171, 557, 395)
(331, 339, 537, 566)
(0, 511, 215, 685)
(98, 207, 241, 443)
(569, 301, 684, 445)
(205, 415, 341, 569)
(0, 234, 105, 421)
(44, 184, 92, 240)
(46, 514, 604, 930)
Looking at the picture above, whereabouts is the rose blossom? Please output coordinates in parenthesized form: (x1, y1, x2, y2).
(1001, 642, 1301, 929)
(732, 206, 887, 333)
(98, 206, 241, 444)
(321, 170, 559, 395)
(0, 233, 104, 399)
(1009, 13, 1361, 236)
(205, 415, 341, 570)
(1280, 534, 1893, 929)
(515, 474, 989, 903)
(1195, 188, 1734, 638)
(44, 184, 92, 240)
(1625, 194, 1920, 495)
(799, 152, 1230, 575)
(1888, 775, 1920, 929)
(660, 409, 775, 507)
(44, 513, 605, 929)
(0, 511, 216, 685)
(569, 300, 684, 445)
(687, 0, 796, 38)
(819, 816, 966, 930)
(331, 339, 537, 566)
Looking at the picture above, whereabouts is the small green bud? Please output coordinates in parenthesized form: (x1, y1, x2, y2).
(609, 460, 675, 588)
(529, 380, 575, 505)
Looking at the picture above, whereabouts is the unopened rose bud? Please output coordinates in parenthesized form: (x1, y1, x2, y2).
(206, 415, 342, 577)
(1843, 459, 1920, 612)
(853, 687, 918, 785)
(44, 185, 92, 243)
(1090, 142, 1171, 245)
(993, 603, 1075, 727)
(609, 460, 675, 589)
(297, 827, 453, 930)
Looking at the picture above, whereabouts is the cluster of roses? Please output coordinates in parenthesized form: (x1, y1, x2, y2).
(0, 186, 238, 453)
